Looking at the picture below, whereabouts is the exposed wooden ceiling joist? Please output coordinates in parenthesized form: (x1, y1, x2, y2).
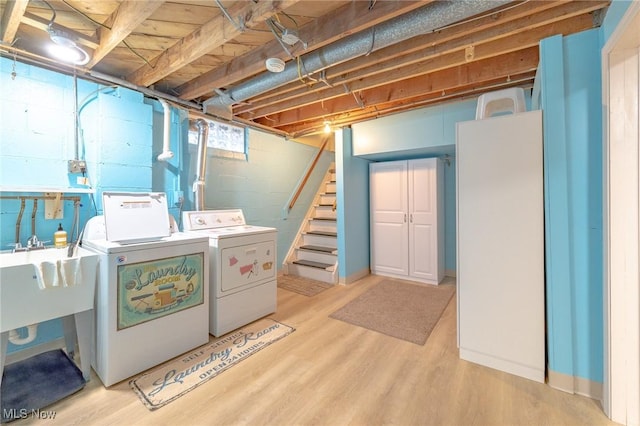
(0, 0, 611, 137)
(176, 0, 428, 100)
(241, 9, 598, 123)
(0, 0, 28, 44)
(265, 47, 540, 132)
(127, 0, 301, 87)
(88, 0, 165, 67)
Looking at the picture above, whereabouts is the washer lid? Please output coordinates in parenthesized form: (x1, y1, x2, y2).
(102, 192, 171, 244)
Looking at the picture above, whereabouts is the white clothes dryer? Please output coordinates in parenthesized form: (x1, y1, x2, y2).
(82, 192, 209, 387)
(182, 209, 277, 336)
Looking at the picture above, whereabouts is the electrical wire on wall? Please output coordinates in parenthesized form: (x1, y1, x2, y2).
(76, 84, 119, 216)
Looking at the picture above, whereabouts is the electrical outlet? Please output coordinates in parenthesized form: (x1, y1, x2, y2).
(68, 159, 87, 174)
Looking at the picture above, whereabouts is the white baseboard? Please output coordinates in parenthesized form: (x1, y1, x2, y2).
(338, 268, 370, 285)
(548, 369, 603, 401)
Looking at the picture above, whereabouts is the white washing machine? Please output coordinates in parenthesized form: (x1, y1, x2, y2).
(182, 209, 277, 337)
(82, 192, 209, 387)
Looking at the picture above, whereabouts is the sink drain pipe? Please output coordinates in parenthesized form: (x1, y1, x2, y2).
(9, 325, 38, 345)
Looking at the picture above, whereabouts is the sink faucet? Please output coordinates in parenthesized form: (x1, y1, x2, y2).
(26, 235, 46, 250)
(10, 242, 28, 253)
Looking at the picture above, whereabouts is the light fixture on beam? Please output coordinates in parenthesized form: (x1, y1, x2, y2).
(265, 57, 285, 73)
(47, 25, 90, 66)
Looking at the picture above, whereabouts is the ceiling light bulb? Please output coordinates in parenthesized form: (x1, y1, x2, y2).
(48, 43, 90, 65)
(324, 121, 331, 134)
(46, 25, 90, 65)
(48, 26, 76, 48)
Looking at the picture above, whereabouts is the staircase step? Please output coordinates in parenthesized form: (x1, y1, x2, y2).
(314, 206, 336, 219)
(302, 232, 337, 247)
(300, 245, 337, 254)
(319, 194, 336, 204)
(306, 230, 337, 237)
(312, 217, 336, 221)
(293, 259, 333, 270)
(287, 262, 335, 283)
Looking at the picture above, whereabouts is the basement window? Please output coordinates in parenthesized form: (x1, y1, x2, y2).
(188, 118, 247, 160)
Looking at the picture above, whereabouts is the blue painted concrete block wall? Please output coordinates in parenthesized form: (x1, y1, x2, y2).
(336, 128, 370, 282)
(540, 28, 604, 385)
(82, 90, 153, 213)
(194, 129, 333, 268)
(0, 59, 154, 354)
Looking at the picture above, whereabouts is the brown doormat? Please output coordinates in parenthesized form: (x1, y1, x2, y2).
(277, 275, 333, 297)
(129, 318, 294, 410)
(329, 279, 455, 345)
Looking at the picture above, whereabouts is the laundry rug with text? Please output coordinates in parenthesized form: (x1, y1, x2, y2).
(129, 318, 295, 410)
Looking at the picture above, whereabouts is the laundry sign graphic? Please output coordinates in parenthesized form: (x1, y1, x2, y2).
(116, 253, 204, 330)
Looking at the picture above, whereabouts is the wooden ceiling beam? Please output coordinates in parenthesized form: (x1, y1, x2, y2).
(175, 0, 427, 100)
(237, 2, 605, 116)
(235, 0, 563, 109)
(1, 0, 28, 44)
(255, 47, 539, 128)
(239, 11, 593, 121)
(281, 73, 536, 137)
(127, 0, 300, 87)
(87, 1, 165, 68)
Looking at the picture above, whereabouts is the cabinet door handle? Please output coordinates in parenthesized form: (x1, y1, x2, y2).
(404, 214, 407, 223)
(410, 214, 413, 223)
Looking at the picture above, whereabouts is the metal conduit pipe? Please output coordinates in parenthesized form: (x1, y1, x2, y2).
(203, 0, 510, 118)
(15, 198, 25, 244)
(193, 119, 209, 211)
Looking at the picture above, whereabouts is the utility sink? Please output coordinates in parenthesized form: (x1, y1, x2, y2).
(0, 247, 99, 384)
(0, 247, 99, 332)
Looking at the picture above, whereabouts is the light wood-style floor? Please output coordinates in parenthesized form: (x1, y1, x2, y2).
(12, 274, 616, 426)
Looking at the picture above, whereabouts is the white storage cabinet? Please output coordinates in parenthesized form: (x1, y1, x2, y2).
(369, 158, 444, 285)
(456, 110, 545, 383)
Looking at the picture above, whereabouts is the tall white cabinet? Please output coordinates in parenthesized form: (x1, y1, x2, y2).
(370, 158, 444, 285)
(456, 110, 545, 383)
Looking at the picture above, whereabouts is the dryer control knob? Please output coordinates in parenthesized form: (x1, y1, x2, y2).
(194, 216, 206, 225)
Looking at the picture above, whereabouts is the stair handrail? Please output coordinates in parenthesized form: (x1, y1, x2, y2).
(284, 135, 330, 215)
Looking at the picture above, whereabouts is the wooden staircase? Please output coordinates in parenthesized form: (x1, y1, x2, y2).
(283, 166, 338, 284)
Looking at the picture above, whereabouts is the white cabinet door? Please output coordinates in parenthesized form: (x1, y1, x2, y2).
(409, 158, 442, 281)
(370, 158, 443, 284)
(370, 160, 409, 276)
